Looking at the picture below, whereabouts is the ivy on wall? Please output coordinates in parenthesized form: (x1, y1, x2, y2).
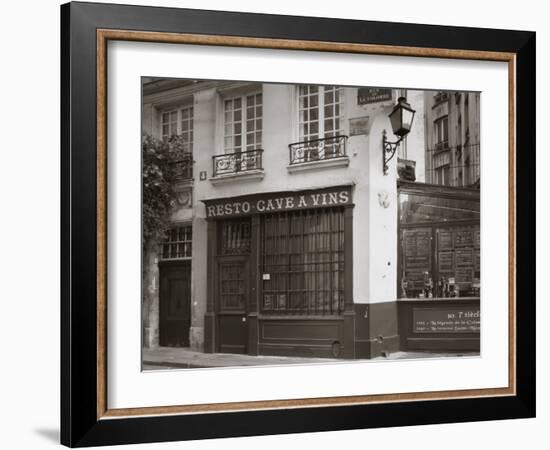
(142, 133, 190, 248)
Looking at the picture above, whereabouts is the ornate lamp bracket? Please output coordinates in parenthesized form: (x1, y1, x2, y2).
(382, 129, 403, 175)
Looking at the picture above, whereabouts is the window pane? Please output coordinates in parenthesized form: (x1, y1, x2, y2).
(310, 94, 318, 107)
(310, 121, 318, 134)
(399, 193, 480, 224)
(310, 108, 319, 121)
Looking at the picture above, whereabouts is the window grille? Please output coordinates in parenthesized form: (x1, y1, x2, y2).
(219, 263, 246, 311)
(220, 219, 251, 255)
(261, 208, 345, 315)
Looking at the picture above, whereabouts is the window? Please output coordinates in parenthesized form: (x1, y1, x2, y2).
(434, 115, 449, 149)
(161, 105, 194, 153)
(220, 219, 251, 255)
(298, 85, 343, 142)
(261, 209, 345, 315)
(434, 164, 451, 185)
(161, 225, 192, 260)
(398, 189, 480, 299)
(224, 92, 262, 154)
(161, 110, 178, 140)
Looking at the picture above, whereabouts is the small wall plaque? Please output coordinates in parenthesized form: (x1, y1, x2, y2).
(349, 116, 370, 136)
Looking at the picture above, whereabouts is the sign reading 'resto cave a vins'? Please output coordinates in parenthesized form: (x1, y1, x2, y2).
(203, 186, 353, 218)
(413, 307, 480, 334)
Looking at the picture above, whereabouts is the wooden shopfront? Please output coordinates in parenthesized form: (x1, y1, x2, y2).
(397, 181, 480, 352)
(203, 185, 355, 358)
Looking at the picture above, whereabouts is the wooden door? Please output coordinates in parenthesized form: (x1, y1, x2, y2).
(159, 261, 191, 347)
(218, 258, 248, 354)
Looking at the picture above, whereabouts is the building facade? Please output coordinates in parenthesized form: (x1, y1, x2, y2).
(424, 91, 481, 187)
(142, 79, 480, 359)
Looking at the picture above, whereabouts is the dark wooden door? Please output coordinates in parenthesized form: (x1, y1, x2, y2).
(159, 261, 191, 347)
(218, 258, 248, 354)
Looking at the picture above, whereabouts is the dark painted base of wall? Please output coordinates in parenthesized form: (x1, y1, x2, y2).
(258, 317, 347, 359)
(203, 299, 480, 358)
(353, 302, 400, 358)
(355, 335, 401, 359)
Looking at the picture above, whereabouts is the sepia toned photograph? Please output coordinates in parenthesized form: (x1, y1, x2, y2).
(141, 78, 481, 370)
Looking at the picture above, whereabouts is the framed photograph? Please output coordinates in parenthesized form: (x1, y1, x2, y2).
(61, 1, 535, 447)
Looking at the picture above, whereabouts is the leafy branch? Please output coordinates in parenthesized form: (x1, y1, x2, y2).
(142, 134, 190, 248)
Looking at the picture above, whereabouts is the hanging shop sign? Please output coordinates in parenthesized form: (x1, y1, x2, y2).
(203, 185, 353, 218)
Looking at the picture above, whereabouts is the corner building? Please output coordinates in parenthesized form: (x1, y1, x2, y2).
(142, 79, 479, 359)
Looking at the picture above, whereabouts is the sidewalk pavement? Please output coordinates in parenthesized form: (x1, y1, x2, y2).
(142, 346, 478, 370)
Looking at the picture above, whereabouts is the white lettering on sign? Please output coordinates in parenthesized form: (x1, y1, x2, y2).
(205, 188, 352, 217)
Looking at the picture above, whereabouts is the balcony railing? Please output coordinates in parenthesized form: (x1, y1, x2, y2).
(170, 152, 194, 180)
(288, 135, 348, 165)
(434, 140, 449, 152)
(212, 149, 264, 177)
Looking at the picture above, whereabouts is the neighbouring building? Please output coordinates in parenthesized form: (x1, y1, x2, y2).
(141, 79, 480, 359)
(424, 90, 481, 187)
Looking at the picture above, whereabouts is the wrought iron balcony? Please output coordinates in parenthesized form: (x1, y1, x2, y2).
(170, 152, 194, 181)
(288, 135, 348, 165)
(434, 140, 449, 152)
(212, 149, 264, 177)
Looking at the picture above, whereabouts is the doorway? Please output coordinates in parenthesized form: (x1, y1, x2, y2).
(218, 257, 248, 354)
(159, 261, 191, 347)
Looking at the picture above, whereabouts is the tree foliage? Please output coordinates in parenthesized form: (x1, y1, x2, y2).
(142, 134, 188, 248)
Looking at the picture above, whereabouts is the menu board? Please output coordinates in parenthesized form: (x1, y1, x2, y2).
(474, 228, 480, 247)
(437, 226, 480, 289)
(438, 230, 453, 250)
(403, 229, 431, 289)
(438, 251, 454, 271)
(454, 229, 473, 247)
(413, 307, 480, 333)
(401, 225, 480, 297)
(474, 249, 481, 272)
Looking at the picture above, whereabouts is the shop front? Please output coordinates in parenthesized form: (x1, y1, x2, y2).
(202, 185, 355, 358)
(397, 181, 480, 352)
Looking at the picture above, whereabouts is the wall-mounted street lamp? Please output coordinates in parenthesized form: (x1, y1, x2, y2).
(382, 96, 416, 175)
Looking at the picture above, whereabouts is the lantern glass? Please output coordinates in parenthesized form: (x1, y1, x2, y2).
(389, 97, 416, 138)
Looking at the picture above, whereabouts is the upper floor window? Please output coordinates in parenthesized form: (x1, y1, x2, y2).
(161, 105, 194, 153)
(224, 92, 263, 154)
(434, 115, 449, 149)
(298, 85, 343, 142)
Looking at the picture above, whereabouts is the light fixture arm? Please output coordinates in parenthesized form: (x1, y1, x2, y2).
(382, 129, 404, 175)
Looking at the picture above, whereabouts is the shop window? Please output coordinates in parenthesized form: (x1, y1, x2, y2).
(261, 208, 345, 315)
(161, 225, 192, 260)
(398, 188, 480, 299)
